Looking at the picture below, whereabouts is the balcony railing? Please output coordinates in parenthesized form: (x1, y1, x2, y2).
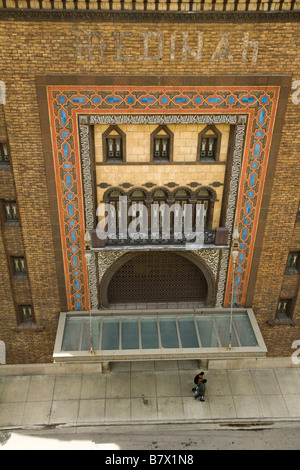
(91, 227, 228, 248)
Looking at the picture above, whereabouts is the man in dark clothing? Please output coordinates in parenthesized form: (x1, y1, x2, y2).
(192, 371, 204, 392)
(194, 379, 207, 402)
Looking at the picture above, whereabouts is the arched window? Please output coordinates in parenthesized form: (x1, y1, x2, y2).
(150, 125, 173, 162)
(127, 188, 148, 240)
(152, 188, 169, 200)
(172, 188, 192, 239)
(106, 189, 124, 200)
(197, 125, 221, 161)
(102, 125, 126, 162)
(195, 187, 216, 229)
(151, 188, 169, 237)
(129, 189, 146, 201)
(103, 188, 125, 240)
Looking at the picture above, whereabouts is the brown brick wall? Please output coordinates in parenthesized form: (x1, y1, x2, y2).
(250, 89, 300, 355)
(0, 18, 299, 362)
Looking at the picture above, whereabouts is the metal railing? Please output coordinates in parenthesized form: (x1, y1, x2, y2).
(104, 228, 216, 246)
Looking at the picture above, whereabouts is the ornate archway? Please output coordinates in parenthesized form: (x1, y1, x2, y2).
(99, 251, 216, 308)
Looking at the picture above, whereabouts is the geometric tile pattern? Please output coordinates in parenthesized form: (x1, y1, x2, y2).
(47, 85, 280, 310)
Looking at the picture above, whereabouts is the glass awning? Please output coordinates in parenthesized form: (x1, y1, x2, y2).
(53, 308, 267, 362)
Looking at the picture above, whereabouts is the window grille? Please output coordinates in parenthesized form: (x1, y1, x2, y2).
(276, 299, 293, 320)
(12, 256, 26, 275)
(154, 136, 170, 159)
(19, 305, 34, 324)
(0, 142, 9, 164)
(200, 136, 217, 158)
(107, 136, 122, 159)
(286, 252, 299, 273)
(3, 200, 18, 222)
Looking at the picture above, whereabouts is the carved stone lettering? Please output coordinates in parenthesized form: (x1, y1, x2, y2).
(0, 80, 5, 105)
(182, 32, 203, 62)
(113, 31, 136, 62)
(210, 34, 233, 62)
(140, 32, 164, 61)
(170, 33, 176, 61)
(75, 31, 107, 62)
(74, 30, 261, 64)
(241, 33, 259, 62)
(291, 80, 300, 105)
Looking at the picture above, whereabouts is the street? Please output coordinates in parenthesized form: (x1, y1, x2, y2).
(1, 422, 299, 450)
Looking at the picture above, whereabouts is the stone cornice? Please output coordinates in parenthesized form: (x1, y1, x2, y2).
(0, 8, 299, 22)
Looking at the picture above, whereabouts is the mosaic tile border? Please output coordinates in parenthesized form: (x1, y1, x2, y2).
(47, 84, 280, 310)
(80, 113, 245, 308)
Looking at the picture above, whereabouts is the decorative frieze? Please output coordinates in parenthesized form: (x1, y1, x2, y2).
(225, 122, 247, 237)
(192, 249, 220, 280)
(79, 123, 98, 310)
(90, 114, 238, 126)
(215, 248, 230, 307)
(97, 250, 124, 283)
(215, 121, 247, 306)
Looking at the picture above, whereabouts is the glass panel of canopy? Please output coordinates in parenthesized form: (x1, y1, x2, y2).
(54, 309, 267, 361)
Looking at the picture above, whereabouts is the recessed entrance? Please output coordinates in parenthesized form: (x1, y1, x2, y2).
(105, 251, 210, 307)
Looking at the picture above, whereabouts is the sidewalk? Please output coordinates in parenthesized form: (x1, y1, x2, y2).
(1, 360, 300, 429)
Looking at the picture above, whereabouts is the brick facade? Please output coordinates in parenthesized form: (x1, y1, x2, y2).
(0, 6, 299, 363)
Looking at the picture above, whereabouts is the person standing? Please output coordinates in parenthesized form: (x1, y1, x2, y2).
(194, 378, 207, 402)
(192, 371, 204, 392)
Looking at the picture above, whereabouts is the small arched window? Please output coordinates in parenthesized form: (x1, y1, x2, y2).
(151, 125, 173, 162)
(107, 189, 123, 200)
(102, 125, 126, 162)
(174, 188, 191, 200)
(152, 188, 169, 236)
(153, 189, 168, 200)
(130, 189, 145, 200)
(127, 188, 148, 239)
(198, 125, 221, 161)
(195, 187, 216, 228)
(103, 188, 125, 239)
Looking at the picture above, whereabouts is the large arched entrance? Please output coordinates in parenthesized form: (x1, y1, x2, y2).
(100, 251, 215, 308)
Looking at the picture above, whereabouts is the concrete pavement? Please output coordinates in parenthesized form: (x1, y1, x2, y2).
(1, 360, 300, 429)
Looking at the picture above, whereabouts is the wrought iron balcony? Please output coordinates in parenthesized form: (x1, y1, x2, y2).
(91, 227, 228, 249)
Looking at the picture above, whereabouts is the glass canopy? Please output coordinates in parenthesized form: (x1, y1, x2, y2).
(54, 309, 267, 361)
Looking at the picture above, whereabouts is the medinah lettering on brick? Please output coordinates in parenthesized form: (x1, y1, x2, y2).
(73, 30, 259, 64)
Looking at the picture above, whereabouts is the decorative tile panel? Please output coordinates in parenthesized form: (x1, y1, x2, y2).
(47, 85, 280, 310)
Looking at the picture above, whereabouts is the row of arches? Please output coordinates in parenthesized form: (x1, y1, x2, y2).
(99, 185, 218, 231)
(102, 185, 218, 203)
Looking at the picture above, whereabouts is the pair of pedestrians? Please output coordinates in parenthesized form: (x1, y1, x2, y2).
(192, 371, 207, 402)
